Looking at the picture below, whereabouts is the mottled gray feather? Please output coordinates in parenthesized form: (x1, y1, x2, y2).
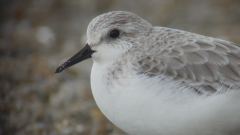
(138, 27, 240, 94)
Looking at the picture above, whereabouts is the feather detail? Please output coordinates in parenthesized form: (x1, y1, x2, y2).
(137, 27, 240, 94)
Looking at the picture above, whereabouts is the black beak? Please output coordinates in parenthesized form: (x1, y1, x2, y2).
(55, 44, 95, 73)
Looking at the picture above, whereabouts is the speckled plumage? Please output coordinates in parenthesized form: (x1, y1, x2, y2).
(82, 11, 240, 135)
(87, 11, 240, 95)
(136, 27, 240, 94)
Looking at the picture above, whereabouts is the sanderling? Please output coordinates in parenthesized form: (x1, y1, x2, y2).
(55, 11, 240, 135)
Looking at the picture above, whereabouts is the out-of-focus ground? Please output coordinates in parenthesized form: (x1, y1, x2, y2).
(1, 0, 240, 135)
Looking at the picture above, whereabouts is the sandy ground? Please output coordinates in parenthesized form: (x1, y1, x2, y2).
(1, 0, 240, 135)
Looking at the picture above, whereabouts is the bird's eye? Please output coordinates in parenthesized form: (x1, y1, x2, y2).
(109, 30, 120, 38)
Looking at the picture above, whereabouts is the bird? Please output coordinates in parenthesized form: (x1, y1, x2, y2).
(55, 11, 240, 135)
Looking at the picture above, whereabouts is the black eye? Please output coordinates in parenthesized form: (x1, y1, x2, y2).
(110, 30, 120, 38)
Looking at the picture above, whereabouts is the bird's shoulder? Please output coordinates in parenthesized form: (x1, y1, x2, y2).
(135, 26, 240, 94)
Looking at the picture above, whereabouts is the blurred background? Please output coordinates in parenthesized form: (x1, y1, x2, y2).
(1, 0, 240, 135)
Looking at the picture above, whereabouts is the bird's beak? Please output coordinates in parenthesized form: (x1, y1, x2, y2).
(55, 44, 95, 73)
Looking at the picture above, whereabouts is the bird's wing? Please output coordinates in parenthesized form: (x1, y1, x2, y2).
(137, 27, 240, 94)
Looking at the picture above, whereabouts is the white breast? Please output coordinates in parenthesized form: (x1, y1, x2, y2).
(90, 61, 240, 135)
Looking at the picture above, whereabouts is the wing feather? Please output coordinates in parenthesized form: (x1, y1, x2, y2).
(137, 27, 240, 94)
